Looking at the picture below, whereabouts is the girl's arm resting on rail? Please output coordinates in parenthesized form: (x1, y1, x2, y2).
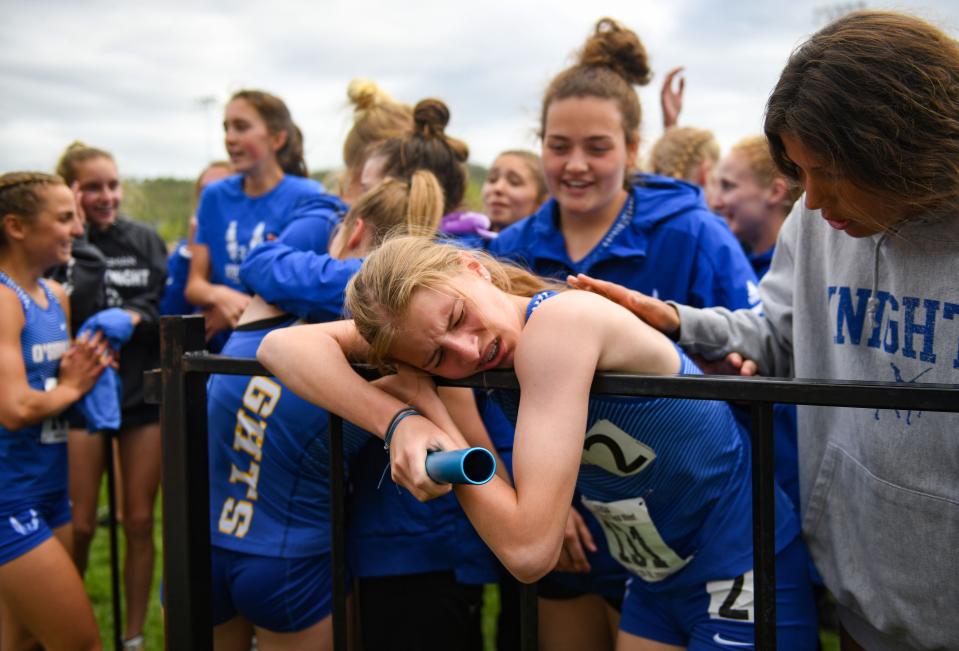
(0, 288, 107, 430)
(453, 298, 600, 583)
(257, 321, 463, 499)
(437, 386, 511, 484)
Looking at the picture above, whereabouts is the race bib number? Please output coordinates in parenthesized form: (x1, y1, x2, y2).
(580, 495, 691, 582)
(707, 571, 755, 622)
(40, 377, 68, 444)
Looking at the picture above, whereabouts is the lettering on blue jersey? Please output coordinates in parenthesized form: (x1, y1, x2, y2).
(218, 498, 253, 538)
(9, 509, 40, 536)
(228, 460, 261, 499)
(243, 377, 281, 417)
(219, 377, 282, 536)
(225, 219, 266, 265)
(225, 220, 239, 261)
(828, 287, 959, 369)
(31, 340, 68, 364)
(581, 419, 656, 477)
(234, 410, 265, 461)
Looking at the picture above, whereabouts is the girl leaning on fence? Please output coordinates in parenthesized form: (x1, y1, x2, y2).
(256, 234, 819, 650)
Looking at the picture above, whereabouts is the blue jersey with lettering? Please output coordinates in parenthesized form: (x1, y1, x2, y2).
(207, 316, 371, 558)
(0, 272, 70, 509)
(196, 175, 343, 292)
(491, 292, 798, 591)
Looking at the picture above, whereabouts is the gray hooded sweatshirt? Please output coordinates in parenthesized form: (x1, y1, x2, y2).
(674, 201, 959, 651)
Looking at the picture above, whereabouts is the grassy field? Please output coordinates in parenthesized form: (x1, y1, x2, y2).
(84, 501, 839, 650)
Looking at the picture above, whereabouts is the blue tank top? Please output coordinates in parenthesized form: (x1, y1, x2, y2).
(0, 271, 70, 509)
(207, 316, 371, 558)
(492, 291, 797, 590)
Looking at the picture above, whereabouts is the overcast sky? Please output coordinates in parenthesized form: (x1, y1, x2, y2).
(2, 0, 957, 179)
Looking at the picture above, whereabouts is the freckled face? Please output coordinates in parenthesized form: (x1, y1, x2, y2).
(542, 97, 637, 224)
(482, 154, 543, 229)
(781, 133, 903, 237)
(388, 271, 523, 379)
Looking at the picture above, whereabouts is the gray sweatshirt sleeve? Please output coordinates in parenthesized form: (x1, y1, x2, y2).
(672, 204, 802, 378)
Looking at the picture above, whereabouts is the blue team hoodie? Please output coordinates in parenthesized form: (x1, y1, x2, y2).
(491, 174, 760, 310)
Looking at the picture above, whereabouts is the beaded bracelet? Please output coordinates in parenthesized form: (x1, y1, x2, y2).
(383, 406, 420, 450)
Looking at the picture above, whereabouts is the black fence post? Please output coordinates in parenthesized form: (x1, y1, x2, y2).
(519, 582, 538, 651)
(103, 429, 122, 651)
(751, 401, 777, 649)
(330, 413, 348, 650)
(160, 315, 212, 651)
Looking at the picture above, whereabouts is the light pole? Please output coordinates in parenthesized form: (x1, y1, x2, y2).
(195, 95, 218, 162)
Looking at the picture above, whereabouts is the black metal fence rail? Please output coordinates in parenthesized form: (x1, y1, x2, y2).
(156, 315, 959, 651)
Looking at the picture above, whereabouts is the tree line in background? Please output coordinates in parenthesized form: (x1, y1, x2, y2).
(122, 164, 489, 247)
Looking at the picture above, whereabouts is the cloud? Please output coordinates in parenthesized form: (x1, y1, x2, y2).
(2, 0, 957, 178)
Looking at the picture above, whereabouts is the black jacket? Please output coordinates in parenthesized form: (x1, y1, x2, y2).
(47, 234, 108, 335)
(87, 216, 168, 412)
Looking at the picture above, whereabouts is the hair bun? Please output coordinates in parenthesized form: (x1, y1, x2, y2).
(579, 17, 652, 87)
(413, 99, 451, 138)
(348, 78, 392, 112)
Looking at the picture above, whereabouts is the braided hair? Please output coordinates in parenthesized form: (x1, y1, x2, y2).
(0, 172, 66, 247)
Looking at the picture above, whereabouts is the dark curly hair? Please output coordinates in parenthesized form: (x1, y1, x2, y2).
(764, 11, 959, 218)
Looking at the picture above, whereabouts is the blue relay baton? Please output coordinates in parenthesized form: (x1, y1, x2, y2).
(425, 448, 496, 485)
